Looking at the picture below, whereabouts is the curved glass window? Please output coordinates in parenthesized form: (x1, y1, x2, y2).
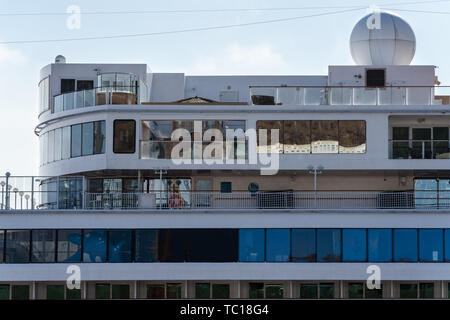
(71, 124, 82, 158)
(342, 229, 367, 262)
(266, 229, 290, 262)
(394, 229, 418, 262)
(368, 229, 392, 262)
(419, 229, 443, 262)
(83, 230, 107, 263)
(81, 122, 94, 156)
(238, 229, 265, 262)
(317, 229, 341, 262)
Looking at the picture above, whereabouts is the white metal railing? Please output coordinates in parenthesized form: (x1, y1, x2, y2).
(83, 191, 450, 210)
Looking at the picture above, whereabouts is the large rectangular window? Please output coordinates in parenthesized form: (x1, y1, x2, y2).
(419, 229, 443, 262)
(342, 229, 367, 262)
(239, 229, 265, 262)
(71, 124, 82, 157)
(186, 229, 238, 262)
(158, 229, 185, 262)
(83, 229, 107, 263)
(135, 229, 159, 262)
(81, 122, 94, 156)
(31, 230, 56, 263)
(47, 285, 64, 300)
(317, 229, 341, 262)
(338, 121, 366, 153)
(114, 120, 136, 153)
(394, 229, 418, 262)
(108, 230, 132, 262)
(283, 120, 311, 153)
(368, 229, 392, 262)
(311, 120, 339, 154)
(266, 229, 290, 262)
(291, 229, 316, 262)
(57, 230, 82, 262)
(5, 230, 30, 263)
(11, 285, 29, 300)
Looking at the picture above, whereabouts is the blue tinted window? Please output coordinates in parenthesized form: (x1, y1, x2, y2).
(239, 229, 264, 262)
(108, 230, 132, 262)
(71, 124, 82, 158)
(317, 229, 341, 262)
(368, 229, 392, 262)
(393, 229, 418, 262)
(135, 229, 158, 262)
(83, 230, 107, 263)
(446, 230, 450, 261)
(291, 229, 316, 262)
(342, 229, 367, 262)
(266, 229, 290, 262)
(419, 229, 443, 262)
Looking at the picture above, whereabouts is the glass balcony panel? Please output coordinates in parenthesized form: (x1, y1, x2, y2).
(99, 73, 115, 89)
(54, 95, 64, 113)
(84, 89, 95, 107)
(276, 87, 301, 106)
(407, 87, 431, 105)
(353, 88, 376, 105)
(75, 91, 84, 109)
(63, 92, 74, 111)
(304, 87, 325, 105)
(378, 87, 406, 105)
(329, 88, 352, 105)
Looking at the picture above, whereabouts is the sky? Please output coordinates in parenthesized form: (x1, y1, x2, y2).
(1, 0, 450, 175)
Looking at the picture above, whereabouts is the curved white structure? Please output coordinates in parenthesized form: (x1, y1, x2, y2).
(350, 10, 416, 65)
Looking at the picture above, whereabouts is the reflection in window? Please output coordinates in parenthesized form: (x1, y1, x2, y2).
(265, 284, 284, 299)
(342, 229, 367, 262)
(419, 283, 434, 298)
(31, 230, 56, 262)
(239, 229, 265, 262)
(317, 229, 341, 262)
(266, 229, 290, 262)
(94, 121, 106, 154)
(256, 120, 283, 153)
(108, 230, 132, 262)
(338, 121, 366, 153)
(348, 283, 363, 299)
(167, 283, 182, 299)
(81, 122, 94, 156)
(419, 229, 443, 262)
(368, 229, 392, 262)
(83, 230, 107, 263)
(311, 120, 339, 154)
(114, 120, 136, 153)
(57, 230, 82, 262)
(5, 230, 30, 263)
(394, 229, 418, 262)
(291, 229, 316, 262)
(283, 121, 310, 153)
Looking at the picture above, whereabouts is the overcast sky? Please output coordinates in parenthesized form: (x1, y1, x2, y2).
(0, 0, 450, 175)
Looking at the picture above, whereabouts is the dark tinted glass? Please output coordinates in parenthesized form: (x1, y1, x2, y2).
(76, 80, 94, 91)
(112, 285, 130, 299)
(11, 285, 29, 300)
(5, 230, 30, 263)
(0, 231, 4, 263)
(186, 229, 238, 262)
(212, 284, 230, 299)
(0, 285, 9, 300)
(158, 229, 185, 262)
(147, 285, 165, 299)
(57, 230, 82, 262)
(317, 229, 341, 262)
(366, 69, 385, 87)
(95, 283, 110, 299)
(400, 283, 417, 299)
(291, 229, 316, 262)
(368, 229, 392, 262)
(266, 229, 290, 262)
(83, 229, 107, 263)
(108, 230, 132, 262)
(249, 283, 264, 299)
(31, 229, 56, 262)
(419, 283, 434, 299)
(238, 229, 265, 262)
(113, 120, 136, 153)
(46, 285, 64, 300)
(348, 283, 364, 299)
(342, 229, 367, 262)
(135, 229, 159, 262)
(300, 284, 317, 299)
(94, 121, 106, 154)
(166, 283, 182, 298)
(394, 229, 418, 262)
(319, 283, 335, 299)
(61, 79, 75, 93)
(195, 283, 210, 299)
(419, 229, 443, 262)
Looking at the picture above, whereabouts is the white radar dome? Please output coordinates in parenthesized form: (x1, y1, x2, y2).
(350, 10, 416, 65)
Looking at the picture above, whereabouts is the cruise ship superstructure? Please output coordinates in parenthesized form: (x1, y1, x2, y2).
(0, 11, 449, 300)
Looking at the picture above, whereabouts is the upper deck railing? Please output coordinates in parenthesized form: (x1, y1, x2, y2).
(249, 86, 450, 106)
